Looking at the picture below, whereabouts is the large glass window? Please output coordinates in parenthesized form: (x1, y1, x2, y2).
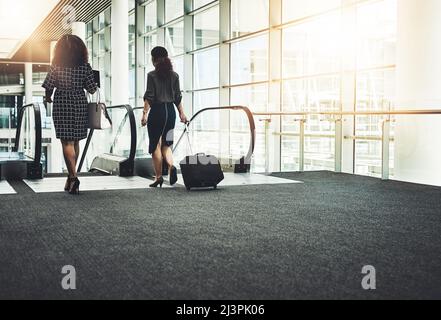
(354, 0, 397, 177)
(144, 33, 158, 71)
(231, 0, 269, 37)
(231, 84, 268, 172)
(193, 0, 214, 10)
(356, 0, 397, 69)
(282, 13, 342, 78)
(282, 0, 341, 22)
(281, 76, 340, 171)
(165, 0, 184, 22)
(98, 12, 106, 30)
(129, 0, 136, 11)
(88, 7, 111, 106)
(129, 12, 136, 107)
(191, 89, 220, 156)
(129, 0, 398, 175)
(173, 55, 184, 78)
(230, 35, 268, 84)
(166, 20, 184, 56)
(129, 13, 136, 69)
(144, 0, 157, 33)
(193, 4, 219, 50)
(193, 48, 219, 89)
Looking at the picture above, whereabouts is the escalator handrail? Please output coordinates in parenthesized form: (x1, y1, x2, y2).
(78, 104, 136, 173)
(133, 105, 256, 163)
(106, 104, 137, 163)
(173, 106, 256, 164)
(13, 103, 42, 166)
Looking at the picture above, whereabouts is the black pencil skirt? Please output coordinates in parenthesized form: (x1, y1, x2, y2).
(147, 102, 176, 154)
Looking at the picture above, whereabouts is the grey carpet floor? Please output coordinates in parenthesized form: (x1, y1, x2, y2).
(0, 171, 440, 300)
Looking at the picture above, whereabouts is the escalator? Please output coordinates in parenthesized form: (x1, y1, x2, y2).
(133, 106, 256, 177)
(0, 103, 43, 180)
(78, 104, 136, 176)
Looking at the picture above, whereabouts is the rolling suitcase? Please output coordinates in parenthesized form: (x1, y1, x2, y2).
(180, 153, 224, 190)
(178, 123, 224, 190)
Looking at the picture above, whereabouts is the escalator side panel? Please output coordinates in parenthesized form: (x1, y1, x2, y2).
(0, 162, 42, 181)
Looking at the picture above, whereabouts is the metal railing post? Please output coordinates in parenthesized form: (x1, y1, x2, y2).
(382, 119, 391, 180)
(264, 118, 271, 175)
(335, 118, 343, 173)
(299, 118, 305, 172)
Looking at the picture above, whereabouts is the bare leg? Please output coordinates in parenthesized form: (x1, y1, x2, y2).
(162, 145, 178, 185)
(74, 141, 80, 164)
(61, 140, 77, 178)
(62, 141, 70, 190)
(161, 145, 174, 171)
(152, 140, 163, 180)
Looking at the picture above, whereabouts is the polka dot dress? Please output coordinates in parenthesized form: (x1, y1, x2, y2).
(42, 63, 97, 141)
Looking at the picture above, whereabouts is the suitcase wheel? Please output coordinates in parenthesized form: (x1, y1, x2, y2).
(186, 186, 191, 191)
(213, 185, 217, 190)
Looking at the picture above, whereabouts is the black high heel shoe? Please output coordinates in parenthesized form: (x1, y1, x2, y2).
(68, 178, 80, 195)
(64, 177, 71, 192)
(149, 177, 164, 188)
(169, 166, 178, 186)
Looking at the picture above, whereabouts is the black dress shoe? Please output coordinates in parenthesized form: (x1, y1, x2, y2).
(169, 166, 178, 186)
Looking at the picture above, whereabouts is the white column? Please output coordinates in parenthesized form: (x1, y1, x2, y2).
(341, 0, 357, 174)
(24, 63, 33, 104)
(23, 62, 33, 154)
(394, 0, 441, 186)
(183, 0, 193, 116)
(268, 0, 282, 173)
(219, 0, 231, 163)
(49, 41, 57, 64)
(49, 41, 63, 173)
(111, 0, 129, 105)
(71, 21, 86, 41)
(136, 2, 146, 108)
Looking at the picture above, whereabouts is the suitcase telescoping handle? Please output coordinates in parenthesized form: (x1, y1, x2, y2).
(184, 122, 194, 155)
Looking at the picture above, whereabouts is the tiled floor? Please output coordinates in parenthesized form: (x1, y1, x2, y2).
(22, 173, 301, 193)
(0, 181, 16, 195)
(23, 176, 164, 193)
(175, 172, 302, 187)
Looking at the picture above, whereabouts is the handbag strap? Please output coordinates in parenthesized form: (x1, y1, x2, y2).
(87, 87, 101, 104)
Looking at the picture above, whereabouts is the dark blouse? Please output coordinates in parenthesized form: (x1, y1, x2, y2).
(143, 70, 182, 106)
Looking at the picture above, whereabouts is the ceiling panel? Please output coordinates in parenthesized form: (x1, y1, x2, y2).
(0, 0, 61, 59)
(1, 0, 111, 63)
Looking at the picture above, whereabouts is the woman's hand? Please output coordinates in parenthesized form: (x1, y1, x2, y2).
(141, 112, 148, 127)
(179, 112, 188, 124)
(45, 96, 53, 103)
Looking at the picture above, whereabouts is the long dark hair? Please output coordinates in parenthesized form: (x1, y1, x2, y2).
(52, 35, 89, 67)
(151, 46, 173, 80)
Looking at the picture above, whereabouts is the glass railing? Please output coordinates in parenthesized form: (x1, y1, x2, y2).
(0, 73, 23, 86)
(254, 109, 441, 180)
(0, 107, 18, 129)
(0, 107, 16, 155)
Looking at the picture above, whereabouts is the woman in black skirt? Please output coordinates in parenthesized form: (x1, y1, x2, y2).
(42, 35, 98, 194)
(141, 46, 188, 188)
